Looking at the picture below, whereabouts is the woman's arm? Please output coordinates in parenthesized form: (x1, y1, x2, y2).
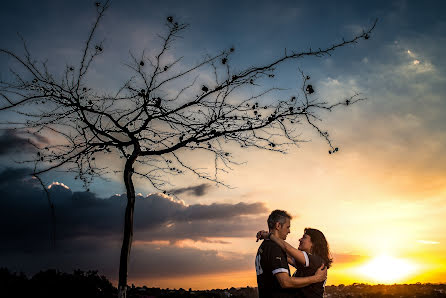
(257, 230, 308, 266)
(270, 233, 307, 266)
(275, 264, 327, 288)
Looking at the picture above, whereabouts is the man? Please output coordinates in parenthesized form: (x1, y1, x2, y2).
(255, 210, 326, 298)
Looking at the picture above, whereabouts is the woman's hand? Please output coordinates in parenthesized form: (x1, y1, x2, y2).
(256, 230, 270, 242)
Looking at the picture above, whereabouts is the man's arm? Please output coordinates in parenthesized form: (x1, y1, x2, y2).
(275, 264, 327, 288)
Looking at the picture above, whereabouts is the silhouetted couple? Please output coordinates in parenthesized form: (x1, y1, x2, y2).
(255, 210, 332, 298)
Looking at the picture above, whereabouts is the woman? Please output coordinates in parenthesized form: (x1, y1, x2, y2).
(257, 227, 332, 297)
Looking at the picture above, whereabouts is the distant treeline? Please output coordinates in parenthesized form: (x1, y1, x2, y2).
(1, 268, 446, 297)
(0, 268, 257, 298)
(0, 267, 116, 298)
(325, 283, 446, 297)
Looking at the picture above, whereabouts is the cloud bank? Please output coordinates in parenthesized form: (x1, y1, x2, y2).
(0, 168, 267, 279)
(0, 130, 48, 156)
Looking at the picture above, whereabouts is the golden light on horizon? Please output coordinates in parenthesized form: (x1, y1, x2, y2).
(356, 255, 417, 284)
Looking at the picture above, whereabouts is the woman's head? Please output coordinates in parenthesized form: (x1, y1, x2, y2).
(299, 228, 333, 269)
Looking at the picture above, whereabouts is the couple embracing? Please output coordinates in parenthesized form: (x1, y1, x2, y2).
(255, 210, 332, 298)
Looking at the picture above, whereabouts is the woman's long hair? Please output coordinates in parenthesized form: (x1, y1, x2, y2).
(305, 228, 333, 269)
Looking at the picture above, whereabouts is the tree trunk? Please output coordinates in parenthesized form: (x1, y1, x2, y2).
(118, 154, 138, 298)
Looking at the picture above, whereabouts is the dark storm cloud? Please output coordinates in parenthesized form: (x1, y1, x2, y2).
(0, 130, 34, 155)
(132, 192, 267, 228)
(0, 167, 267, 277)
(0, 241, 254, 279)
(135, 216, 265, 243)
(176, 201, 267, 220)
(169, 183, 211, 196)
(0, 167, 33, 185)
(129, 245, 253, 278)
(0, 129, 48, 156)
(0, 172, 267, 250)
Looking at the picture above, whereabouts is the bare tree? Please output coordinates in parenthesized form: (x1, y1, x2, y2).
(0, 1, 376, 297)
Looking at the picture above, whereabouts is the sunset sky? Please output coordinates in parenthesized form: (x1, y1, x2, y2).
(1, 0, 446, 290)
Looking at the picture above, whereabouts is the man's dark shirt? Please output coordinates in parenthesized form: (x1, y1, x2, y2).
(256, 239, 294, 298)
(292, 252, 325, 297)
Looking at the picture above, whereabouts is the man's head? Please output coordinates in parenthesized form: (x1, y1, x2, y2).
(267, 210, 292, 240)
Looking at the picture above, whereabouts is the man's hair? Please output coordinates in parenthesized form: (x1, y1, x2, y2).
(267, 210, 292, 230)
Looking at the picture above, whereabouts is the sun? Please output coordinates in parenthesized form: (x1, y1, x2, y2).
(356, 255, 417, 283)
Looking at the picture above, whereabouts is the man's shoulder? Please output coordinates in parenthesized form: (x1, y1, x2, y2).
(259, 240, 282, 251)
(261, 239, 283, 249)
(259, 240, 286, 257)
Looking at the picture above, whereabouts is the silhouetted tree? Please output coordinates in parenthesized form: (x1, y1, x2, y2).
(0, 1, 376, 297)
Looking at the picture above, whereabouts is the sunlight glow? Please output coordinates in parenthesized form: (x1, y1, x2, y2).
(47, 181, 70, 190)
(356, 255, 417, 283)
(417, 240, 439, 245)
